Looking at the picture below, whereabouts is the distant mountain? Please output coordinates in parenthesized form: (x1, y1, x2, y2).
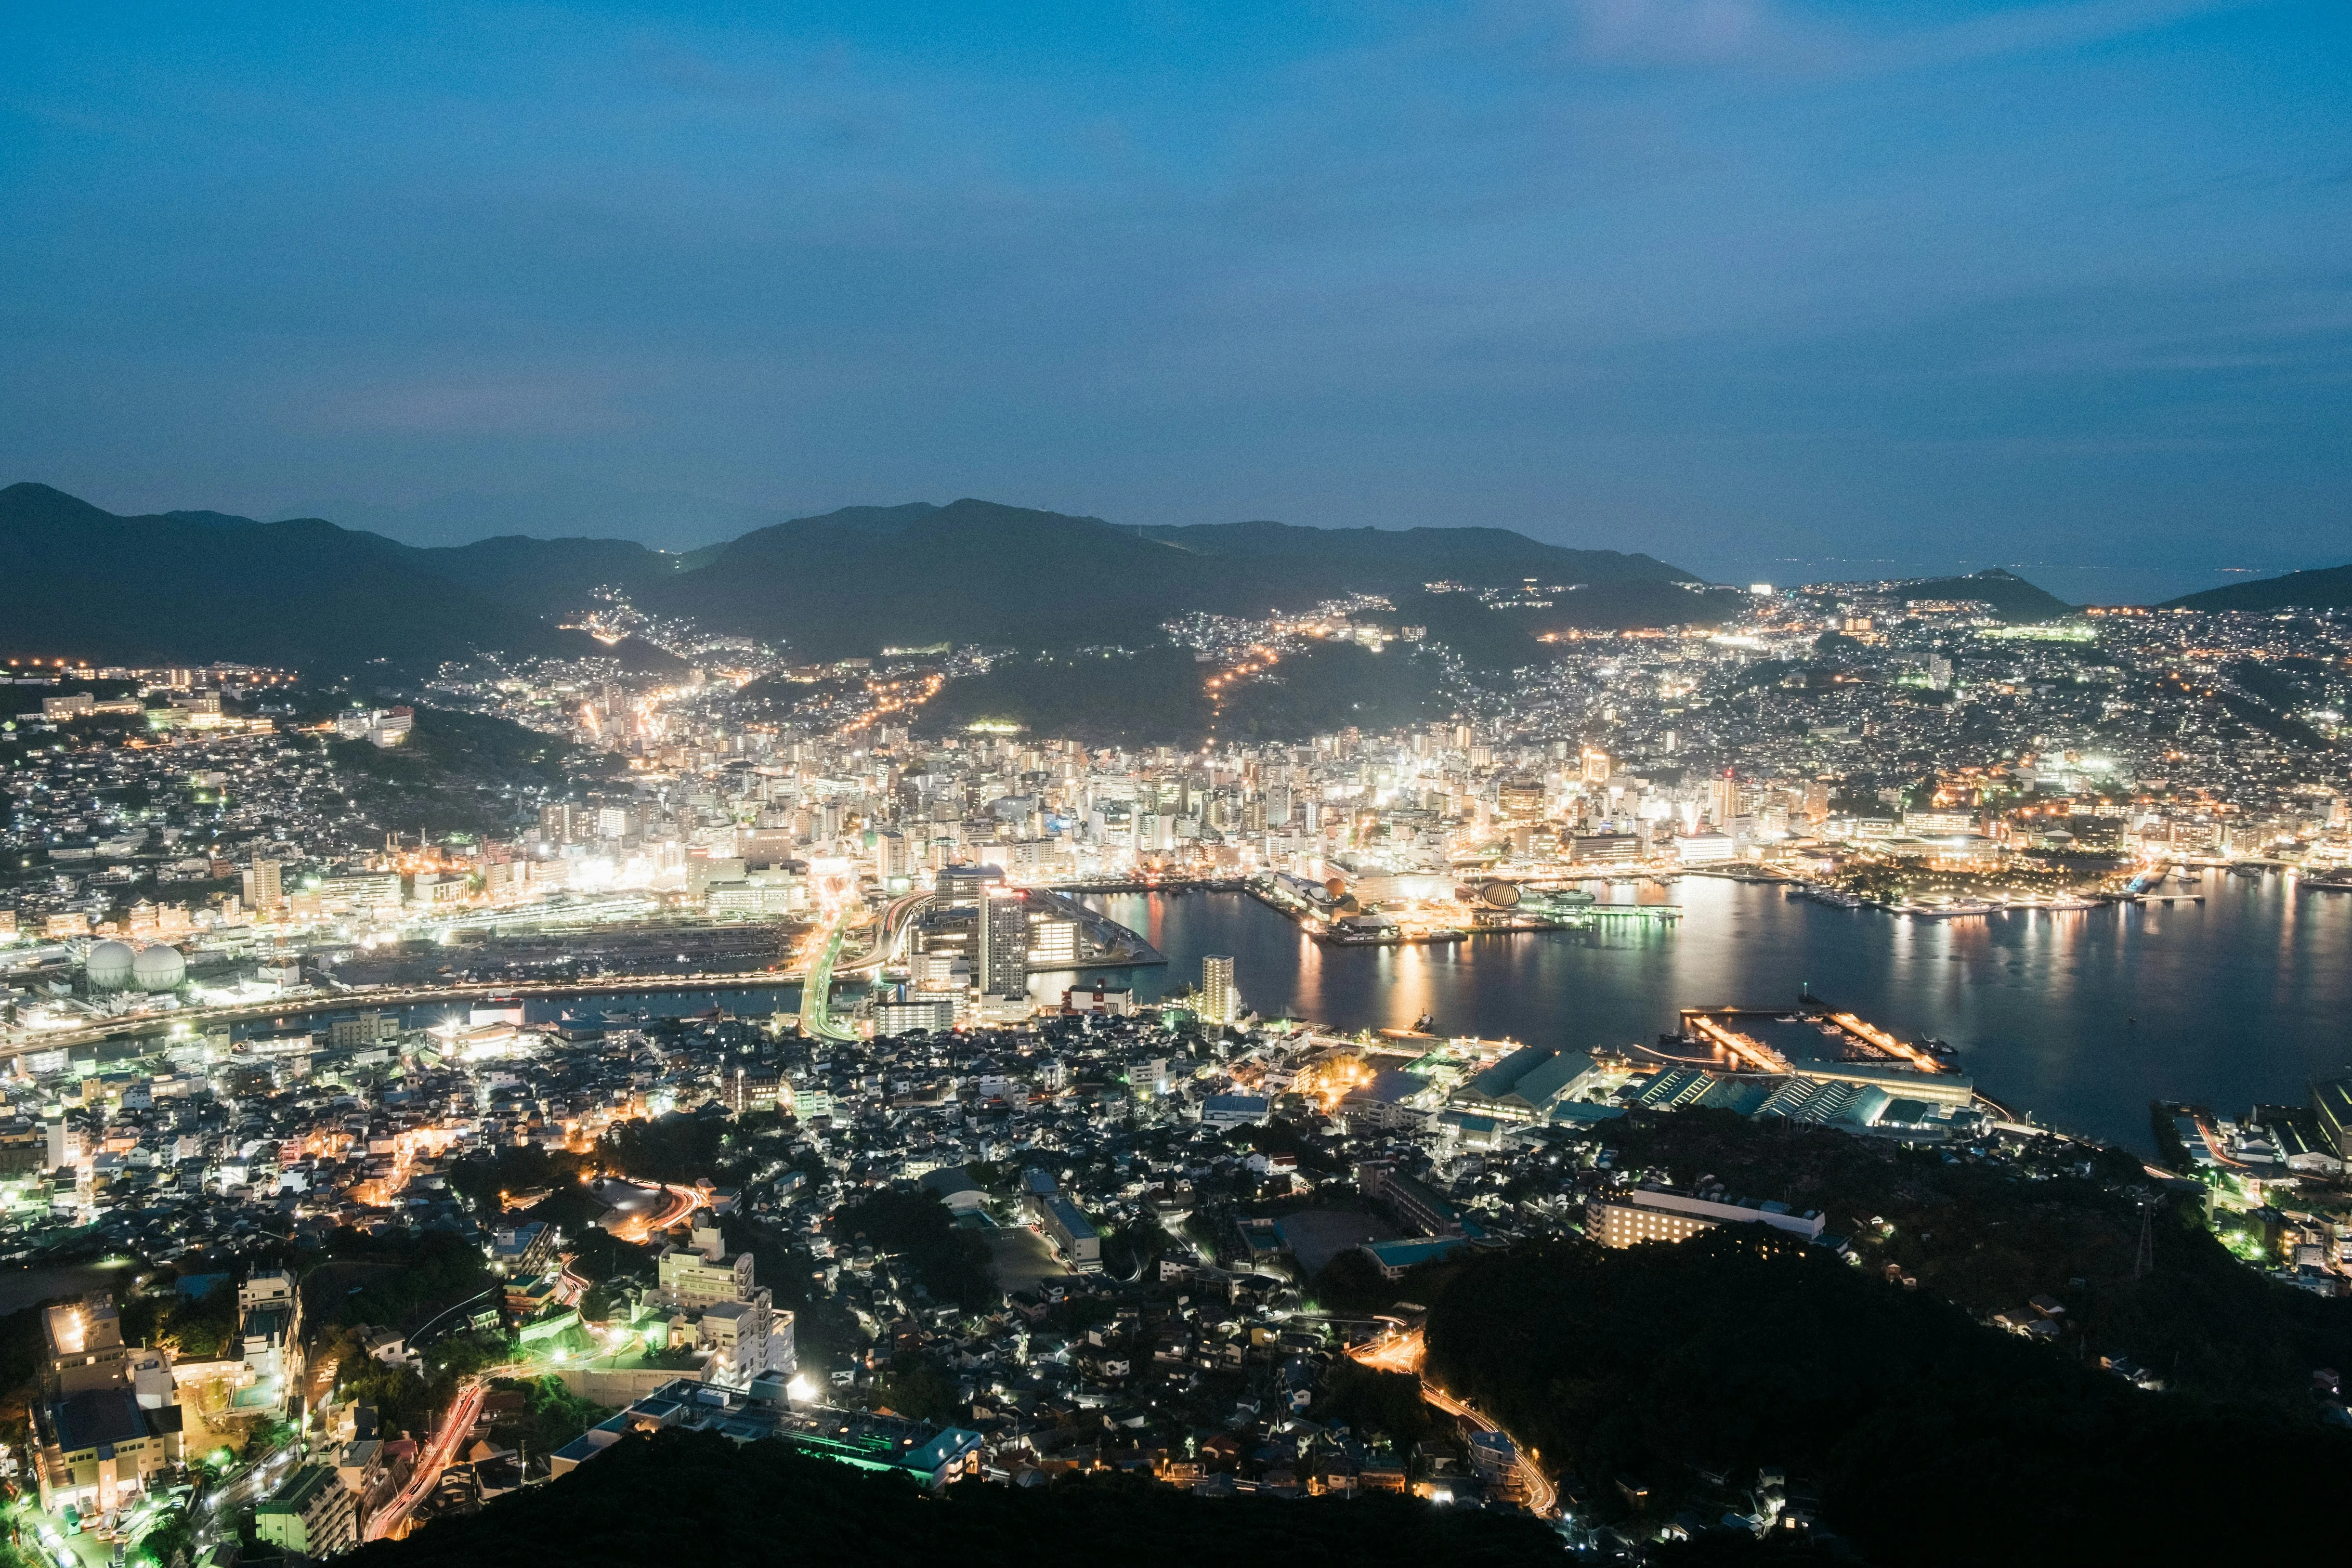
(1892, 567, 2074, 623)
(644, 498, 1735, 659)
(2163, 563, 2352, 614)
(642, 499, 1205, 657)
(1137, 517, 1693, 591)
(273, 484, 787, 551)
(4, 482, 1739, 674)
(0, 483, 580, 677)
(423, 534, 673, 617)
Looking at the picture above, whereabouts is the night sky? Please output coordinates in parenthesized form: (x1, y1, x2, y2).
(4, 2, 2347, 600)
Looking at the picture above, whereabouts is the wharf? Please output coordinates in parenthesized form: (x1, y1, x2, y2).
(1241, 879, 1677, 942)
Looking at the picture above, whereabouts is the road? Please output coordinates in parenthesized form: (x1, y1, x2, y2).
(602, 1180, 703, 1243)
(836, 891, 931, 979)
(188, 1443, 308, 1555)
(1347, 1327, 1557, 1518)
(363, 1352, 562, 1542)
(365, 1375, 493, 1541)
(799, 915, 862, 1043)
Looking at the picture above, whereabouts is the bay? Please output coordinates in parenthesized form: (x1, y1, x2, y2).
(1068, 873, 2352, 1154)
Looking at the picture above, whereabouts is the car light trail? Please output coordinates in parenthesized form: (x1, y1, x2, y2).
(1346, 1327, 1557, 1519)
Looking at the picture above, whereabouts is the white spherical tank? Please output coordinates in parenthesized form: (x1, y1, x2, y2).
(85, 940, 138, 991)
(132, 944, 187, 993)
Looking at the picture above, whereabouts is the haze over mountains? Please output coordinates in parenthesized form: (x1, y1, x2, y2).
(273, 485, 792, 553)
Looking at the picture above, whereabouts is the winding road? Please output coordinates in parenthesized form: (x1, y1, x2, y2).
(364, 1374, 494, 1541)
(1347, 1327, 1557, 1518)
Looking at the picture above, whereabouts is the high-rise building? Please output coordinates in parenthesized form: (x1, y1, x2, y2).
(1202, 954, 1239, 1026)
(1581, 747, 1612, 785)
(1707, 771, 1740, 831)
(977, 888, 1029, 999)
(241, 859, 283, 912)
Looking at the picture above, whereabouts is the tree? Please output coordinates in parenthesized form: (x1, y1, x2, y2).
(833, 1191, 997, 1311)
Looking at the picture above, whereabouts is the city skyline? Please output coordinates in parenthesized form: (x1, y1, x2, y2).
(7, 5, 2352, 1561)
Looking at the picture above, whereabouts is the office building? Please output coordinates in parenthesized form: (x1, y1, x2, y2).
(1026, 913, 1078, 969)
(655, 1218, 792, 1384)
(934, 863, 1003, 909)
(240, 1268, 303, 1393)
(1707, 771, 1739, 831)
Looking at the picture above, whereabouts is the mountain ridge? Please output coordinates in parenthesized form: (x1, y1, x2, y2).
(2163, 562, 2352, 614)
(1889, 566, 2076, 622)
(1, 480, 2027, 673)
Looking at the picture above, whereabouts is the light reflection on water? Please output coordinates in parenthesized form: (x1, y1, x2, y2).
(1071, 877, 2352, 1154)
(353, 876, 2352, 1156)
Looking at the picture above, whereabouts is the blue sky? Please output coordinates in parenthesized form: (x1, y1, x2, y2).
(2, 0, 2346, 598)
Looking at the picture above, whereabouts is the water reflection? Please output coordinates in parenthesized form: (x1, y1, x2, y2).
(1079, 875, 2352, 1153)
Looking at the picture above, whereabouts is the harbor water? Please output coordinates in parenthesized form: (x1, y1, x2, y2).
(354, 873, 2352, 1157)
(1074, 874, 2352, 1154)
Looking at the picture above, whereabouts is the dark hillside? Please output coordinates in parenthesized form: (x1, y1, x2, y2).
(1141, 517, 1696, 594)
(418, 534, 674, 614)
(355, 1428, 1563, 1568)
(1425, 1230, 2352, 1566)
(2166, 562, 2352, 614)
(5, 481, 1737, 668)
(0, 483, 574, 675)
(649, 499, 1213, 656)
(1891, 567, 2073, 622)
(917, 646, 1215, 745)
